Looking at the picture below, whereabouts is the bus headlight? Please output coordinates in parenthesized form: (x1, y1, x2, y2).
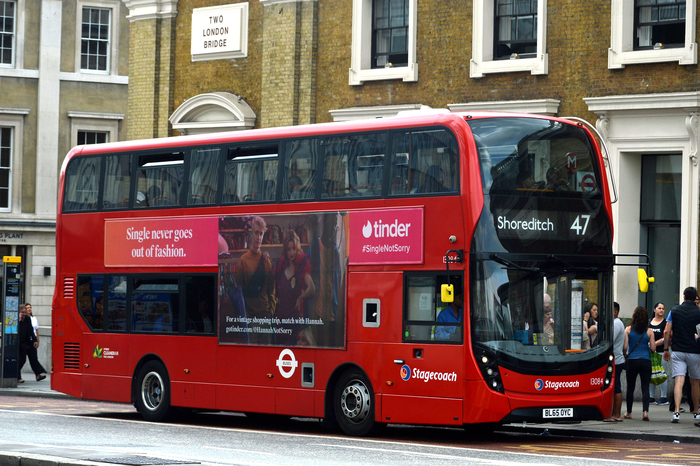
(477, 350, 504, 394)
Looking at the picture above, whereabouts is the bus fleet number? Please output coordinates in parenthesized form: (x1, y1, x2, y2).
(570, 215, 591, 236)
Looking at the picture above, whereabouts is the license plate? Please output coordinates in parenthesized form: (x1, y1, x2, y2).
(543, 408, 573, 418)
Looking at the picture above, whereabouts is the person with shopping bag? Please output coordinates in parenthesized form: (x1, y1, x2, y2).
(623, 306, 656, 421)
(649, 302, 669, 404)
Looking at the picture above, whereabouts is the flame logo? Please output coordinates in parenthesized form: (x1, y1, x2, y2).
(362, 221, 372, 238)
(93, 345, 103, 358)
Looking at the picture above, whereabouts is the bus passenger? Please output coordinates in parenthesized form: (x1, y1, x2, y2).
(274, 230, 316, 345)
(235, 216, 276, 344)
(435, 294, 463, 341)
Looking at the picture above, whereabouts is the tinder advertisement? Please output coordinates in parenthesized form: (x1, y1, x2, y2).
(104, 217, 219, 267)
(348, 207, 424, 265)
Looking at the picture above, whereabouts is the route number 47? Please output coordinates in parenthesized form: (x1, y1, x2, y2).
(570, 215, 591, 236)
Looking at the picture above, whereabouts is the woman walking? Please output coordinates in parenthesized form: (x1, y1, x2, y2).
(648, 302, 669, 405)
(623, 306, 656, 421)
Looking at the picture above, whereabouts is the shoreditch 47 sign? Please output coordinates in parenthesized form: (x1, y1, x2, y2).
(348, 207, 424, 265)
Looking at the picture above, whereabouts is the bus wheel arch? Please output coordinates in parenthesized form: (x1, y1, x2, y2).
(132, 356, 174, 422)
(327, 364, 378, 436)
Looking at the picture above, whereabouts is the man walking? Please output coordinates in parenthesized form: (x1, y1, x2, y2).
(663, 287, 700, 423)
(17, 304, 47, 382)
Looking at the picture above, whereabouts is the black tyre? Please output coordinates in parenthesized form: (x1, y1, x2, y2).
(135, 360, 173, 422)
(333, 369, 377, 436)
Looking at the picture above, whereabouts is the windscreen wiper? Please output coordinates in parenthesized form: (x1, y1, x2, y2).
(490, 254, 539, 272)
(547, 254, 599, 272)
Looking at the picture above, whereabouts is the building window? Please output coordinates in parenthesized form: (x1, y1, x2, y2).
(0, 1, 14, 66)
(634, 0, 685, 50)
(81, 7, 111, 72)
(78, 130, 108, 145)
(495, 0, 537, 59)
(349, 0, 417, 85)
(471, 0, 548, 78)
(372, 0, 408, 68)
(609, 0, 696, 68)
(0, 127, 11, 210)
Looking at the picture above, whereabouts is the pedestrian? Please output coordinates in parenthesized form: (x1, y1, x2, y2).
(623, 306, 655, 421)
(604, 302, 625, 422)
(663, 286, 700, 423)
(17, 304, 47, 382)
(648, 302, 669, 405)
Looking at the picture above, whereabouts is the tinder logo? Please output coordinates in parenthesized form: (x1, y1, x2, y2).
(362, 219, 412, 239)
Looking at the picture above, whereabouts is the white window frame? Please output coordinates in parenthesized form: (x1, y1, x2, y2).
(75, 0, 122, 76)
(0, 108, 26, 213)
(0, 0, 24, 72)
(470, 0, 548, 78)
(609, 0, 697, 69)
(68, 111, 122, 148)
(349, 0, 418, 86)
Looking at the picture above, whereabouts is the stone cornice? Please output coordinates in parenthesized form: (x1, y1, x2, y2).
(121, 0, 178, 21)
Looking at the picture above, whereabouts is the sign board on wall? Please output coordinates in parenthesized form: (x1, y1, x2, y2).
(191, 3, 249, 62)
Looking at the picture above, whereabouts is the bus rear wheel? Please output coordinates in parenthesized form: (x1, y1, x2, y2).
(333, 369, 376, 436)
(135, 360, 173, 422)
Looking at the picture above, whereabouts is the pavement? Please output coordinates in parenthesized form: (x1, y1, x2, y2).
(1, 370, 700, 465)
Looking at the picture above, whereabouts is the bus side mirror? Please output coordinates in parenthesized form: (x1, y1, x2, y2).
(441, 284, 454, 303)
(638, 268, 655, 293)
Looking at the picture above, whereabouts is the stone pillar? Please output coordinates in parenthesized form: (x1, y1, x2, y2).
(260, 0, 318, 128)
(122, 0, 178, 139)
(35, 0, 62, 216)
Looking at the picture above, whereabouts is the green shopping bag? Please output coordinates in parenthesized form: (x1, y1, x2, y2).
(650, 351, 667, 385)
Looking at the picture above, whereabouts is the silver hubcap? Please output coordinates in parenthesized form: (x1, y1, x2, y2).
(340, 380, 370, 423)
(141, 371, 164, 412)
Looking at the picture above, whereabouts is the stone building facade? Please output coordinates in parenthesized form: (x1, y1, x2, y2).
(0, 0, 129, 368)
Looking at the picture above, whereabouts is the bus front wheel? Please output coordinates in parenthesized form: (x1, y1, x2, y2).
(135, 360, 173, 422)
(333, 369, 376, 436)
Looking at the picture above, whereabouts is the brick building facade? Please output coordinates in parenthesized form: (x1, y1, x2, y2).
(123, 0, 698, 316)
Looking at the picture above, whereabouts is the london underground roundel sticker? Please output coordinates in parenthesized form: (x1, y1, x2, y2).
(276, 349, 298, 379)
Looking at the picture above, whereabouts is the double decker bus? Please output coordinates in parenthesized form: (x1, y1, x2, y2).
(53, 111, 620, 435)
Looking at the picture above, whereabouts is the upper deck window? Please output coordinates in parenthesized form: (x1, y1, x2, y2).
(468, 118, 600, 197)
(64, 156, 101, 212)
(188, 147, 220, 205)
(223, 145, 278, 203)
(322, 133, 386, 199)
(282, 139, 318, 201)
(389, 128, 459, 195)
(135, 152, 184, 208)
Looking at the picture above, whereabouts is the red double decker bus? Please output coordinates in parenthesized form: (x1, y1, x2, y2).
(52, 111, 619, 435)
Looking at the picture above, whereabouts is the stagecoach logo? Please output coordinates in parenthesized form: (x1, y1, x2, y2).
(276, 349, 298, 379)
(92, 345, 119, 359)
(534, 379, 544, 391)
(400, 364, 411, 381)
